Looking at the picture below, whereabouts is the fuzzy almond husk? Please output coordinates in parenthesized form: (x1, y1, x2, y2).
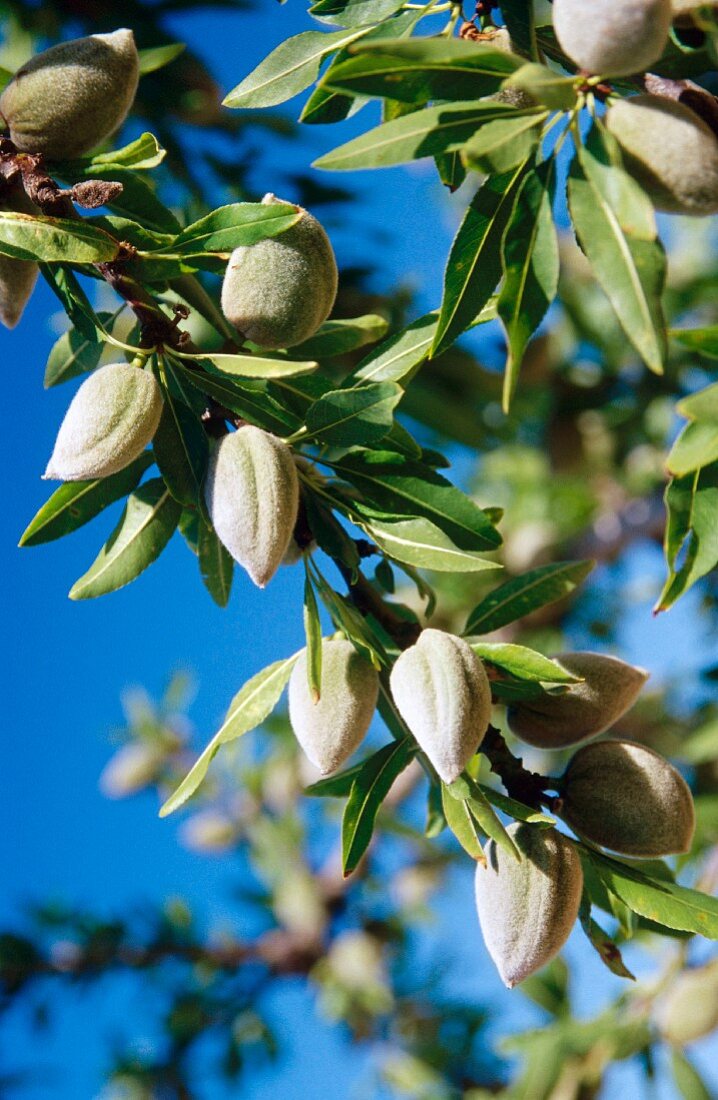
(553, 0, 672, 77)
(0, 29, 139, 159)
(221, 193, 338, 349)
(288, 638, 379, 774)
(561, 739, 695, 857)
(389, 629, 491, 784)
(475, 823, 583, 988)
(203, 425, 299, 588)
(44, 363, 163, 482)
(507, 651, 648, 750)
(656, 959, 718, 1045)
(606, 94, 718, 215)
(0, 184, 39, 328)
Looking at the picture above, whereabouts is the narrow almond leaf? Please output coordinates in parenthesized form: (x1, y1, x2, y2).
(177, 350, 318, 380)
(69, 479, 181, 600)
(198, 522, 233, 608)
(676, 381, 718, 421)
(342, 737, 416, 875)
(159, 655, 298, 816)
(363, 515, 500, 573)
(171, 202, 301, 254)
(310, 0, 405, 28)
(465, 560, 594, 634)
(498, 157, 559, 410)
(666, 421, 718, 476)
(446, 775, 520, 861)
(588, 849, 718, 937)
(303, 566, 323, 702)
(305, 381, 402, 445)
(432, 163, 530, 358)
(223, 28, 369, 107)
(462, 113, 545, 175)
(468, 642, 579, 683)
(578, 893, 636, 980)
(288, 314, 389, 358)
(441, 782, 486, 862)
(138, 43, 186, 75)
(671, 1051, 713, 1100)
(153, 382, 209, 508)
(479, 784, 555, 825)
(0, 212, 119, 263)
(19, 453, 153, 547)
(89, 132, 166, 170)
(567, 127, 666, 375)
(656, 466, 718, 611)
(671, 326, 718, 359)
(305, 759, 366, 797)
(314, 100, 523, 172)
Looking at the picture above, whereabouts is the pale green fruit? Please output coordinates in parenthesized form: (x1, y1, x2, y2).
(98, 742, 164, 798)
(288, 638, 379, 774)
(221, 193, 338, 349)
(0, 29, 139, 159)
(179, 810, 239, 854)
(475, 823, 583, 988)
(0, 185, 38, 328)
(389, 629, 491, 784)
(656, 959, 718, 1045)
(507, 652, 648, 750)
(44, 363, 163, 481)
(553, 0, 671, 76)
(204, 425, 299, 588)
(607, 95, 718, 215)
(561, 739, 695, 857)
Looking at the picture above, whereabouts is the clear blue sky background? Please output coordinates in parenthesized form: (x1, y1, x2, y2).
(2, 3, 717, 1096)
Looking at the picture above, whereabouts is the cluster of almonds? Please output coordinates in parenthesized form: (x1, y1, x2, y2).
(555, 0, 718, 215)
(287, 633, 695, 986)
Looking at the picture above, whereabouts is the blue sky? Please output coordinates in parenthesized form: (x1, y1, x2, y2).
(2, 3, 717, 1096)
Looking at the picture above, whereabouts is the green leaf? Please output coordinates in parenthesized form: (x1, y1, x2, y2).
(671, 325, 718, 359)
(656, 465, 718, 610)
(40, 265, 100, 341)
(468, 643, 578, 683)
(89, 132, 166, 170)
(314, 100, 525, 171)
(446, 774, 520, 861)
(502, 63, 577, 110)
(69, 479, 181, 600)
(335, 450, 502, 551)
(159, 656, 298, 816)
(462, 112, 545, 175)
(500, 0, 539, 61)
(171, 202, 301, 255)
(0, 212, 119, 263)
(432, 163, 530, 358)
(479, 784, 555, 825)
(677, 381, 718, 421)
(363, 515, 500, 573)
(498, 158, 559, 410)
(578, 893, 636, 980)
(138, 42, 185, 75)
(175, 362, 301, 436)
(288, 314, 389, 357)
(465, 560, 594, 634)
(667, 421, 718, 476)
(441, 782, 486, 861)
(223, 28, 368, 108)
(303, 567, 323, 703)
(305, 381, 402, 445)
(44, 326, 104, 388)
(153, 381, 209, 508)
(672, 1051, 713, 1100)
(342, 737, 416, 875)
(567, 127, 667, 375)
(19, 453, 153, 547)
(587, 849, 718, 938)
(302, 492, 361, 574)
(198, 522, 233, 608)
(351, 311, 438, 384)
(178, 350, 318, 380)
(305, 759, 366, 797)
(310, 0, 405, 27)
(325, 39, 522, 103)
